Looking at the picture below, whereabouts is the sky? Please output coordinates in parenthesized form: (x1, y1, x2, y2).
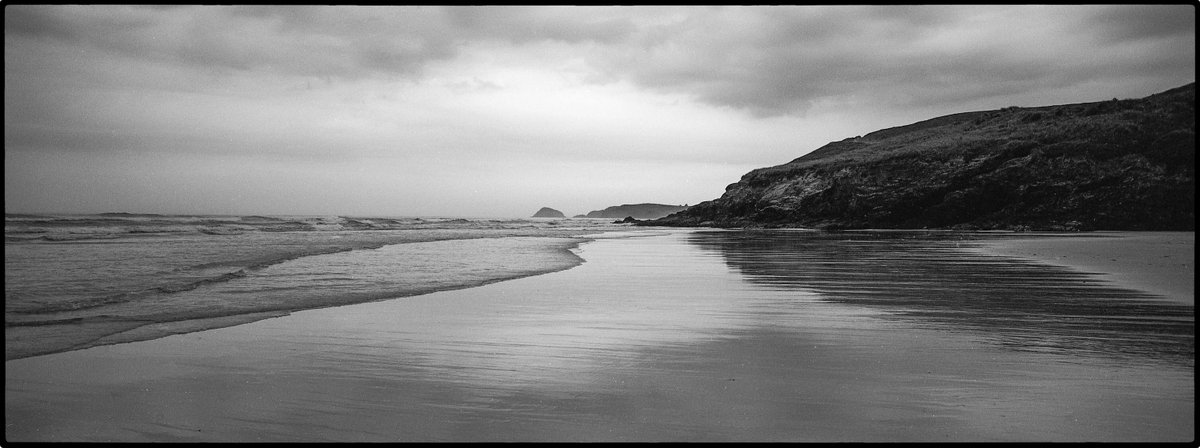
(4, 5, 1195, 218)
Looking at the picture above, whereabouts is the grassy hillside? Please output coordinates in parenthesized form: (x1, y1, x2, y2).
(648, 83, 1195, 231)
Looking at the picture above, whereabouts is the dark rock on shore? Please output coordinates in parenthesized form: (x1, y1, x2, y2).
(532, 207, 566, 218)
(613, 216, 639, 224)
(644, 83, 1195, 231)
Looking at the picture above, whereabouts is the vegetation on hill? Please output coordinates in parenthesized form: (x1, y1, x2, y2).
(647, 83, 1195, 231)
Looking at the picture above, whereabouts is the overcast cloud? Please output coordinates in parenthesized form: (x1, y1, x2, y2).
(4, 5, 1195, 217)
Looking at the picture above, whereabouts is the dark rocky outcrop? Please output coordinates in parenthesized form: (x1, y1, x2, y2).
(646, 83, 1195, 231)
(613, 216, 640, 224)
(584, 203, 689, 220)
(532, 207, 566, 218)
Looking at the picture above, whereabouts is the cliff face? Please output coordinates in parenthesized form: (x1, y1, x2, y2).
(648, 84, 1195, 231)
(584, 203, 689, 220)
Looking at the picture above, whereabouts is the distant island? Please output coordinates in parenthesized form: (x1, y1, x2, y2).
(646, 83, 1195, 231)
(97, 212, 168, 218)
(582, 203, 690, 220)
(531, 207, 565, 218)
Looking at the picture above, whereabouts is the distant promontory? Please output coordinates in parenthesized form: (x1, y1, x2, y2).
(583, 203, 690, 220)
(645, 83, 1195, 231)
(532, 207, 566, 218)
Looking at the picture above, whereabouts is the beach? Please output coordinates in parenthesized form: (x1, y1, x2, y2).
(6, 4, 1194, 444)
(5, 229, 1193, 442)
(968, 231, 1194, 306)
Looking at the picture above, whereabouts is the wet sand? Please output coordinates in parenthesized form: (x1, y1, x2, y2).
(5, 230, 1194, 442)
(969, 232, 1194, 305)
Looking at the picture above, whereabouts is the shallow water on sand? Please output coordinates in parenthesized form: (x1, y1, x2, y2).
(5, 230, 1193, 442)
(689, 230, 1195, 366)
(5, 215, 620, 360)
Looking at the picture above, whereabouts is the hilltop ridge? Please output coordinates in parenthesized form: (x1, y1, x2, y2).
(647, 83, 1195, 231)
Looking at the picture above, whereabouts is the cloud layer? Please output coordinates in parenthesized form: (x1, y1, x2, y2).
(5, 5, 1195, 216)
(10, 5, 1194, 114)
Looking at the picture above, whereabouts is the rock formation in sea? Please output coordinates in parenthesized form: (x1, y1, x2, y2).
(584, 203, 690, 220)
(532, 207, 566, 218)
(645, 83, 1195, 231)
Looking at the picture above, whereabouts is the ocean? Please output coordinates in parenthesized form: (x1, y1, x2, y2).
(4, 213, 627, 360)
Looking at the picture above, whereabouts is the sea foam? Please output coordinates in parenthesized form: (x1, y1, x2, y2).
(5, 214, 626, 360)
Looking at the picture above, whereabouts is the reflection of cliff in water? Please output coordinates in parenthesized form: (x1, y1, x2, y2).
(688, 230, 1194, 367)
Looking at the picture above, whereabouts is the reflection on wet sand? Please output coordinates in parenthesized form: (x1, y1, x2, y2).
(688, 230, 1194, 367)
(5, 230, 1194, 442)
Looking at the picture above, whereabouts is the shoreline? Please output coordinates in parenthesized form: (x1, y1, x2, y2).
(6, 230, 1192, 442)
(4, 234, 597, 361)
(966, 231, 1194, 306)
